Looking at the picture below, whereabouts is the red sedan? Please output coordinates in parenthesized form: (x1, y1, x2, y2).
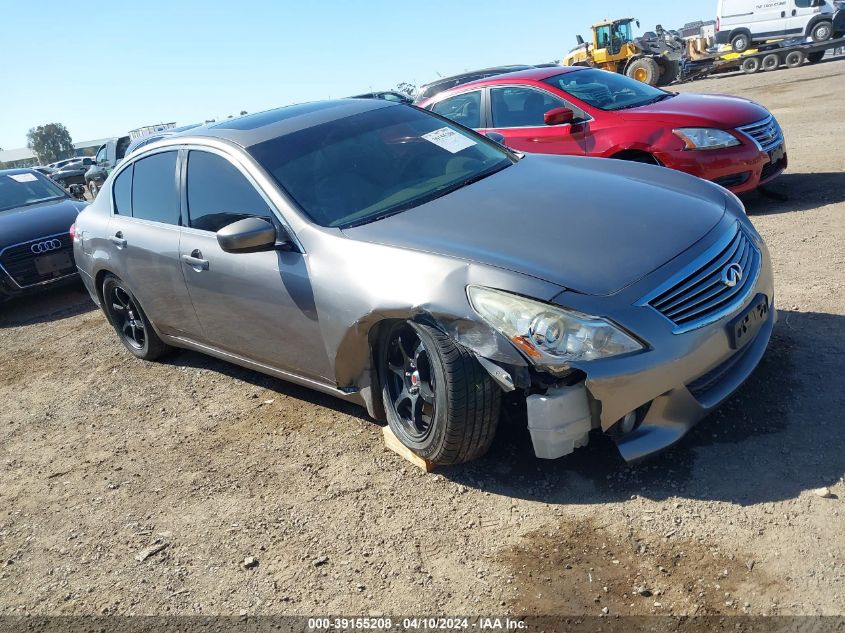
(417, 66, 786, 195)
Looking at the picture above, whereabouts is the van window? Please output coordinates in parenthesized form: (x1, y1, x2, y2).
(130, 151, 180, 225)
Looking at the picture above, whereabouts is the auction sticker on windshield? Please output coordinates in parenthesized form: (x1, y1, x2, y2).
(8, 173, 38, 183)
(422, 127, 476, 154)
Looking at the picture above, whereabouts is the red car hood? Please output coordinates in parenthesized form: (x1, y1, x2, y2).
(619, 93, 771, 129)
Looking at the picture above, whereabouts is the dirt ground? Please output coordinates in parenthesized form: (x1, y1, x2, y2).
(1, 58, 844, 622)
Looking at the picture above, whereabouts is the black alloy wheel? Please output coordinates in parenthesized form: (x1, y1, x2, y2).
(101, 274, 170, 360)
(384, 323, 437, 442)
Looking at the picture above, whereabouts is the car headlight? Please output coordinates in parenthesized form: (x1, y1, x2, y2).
(673, 128, 741, 150)
(467, 286, 644, 370)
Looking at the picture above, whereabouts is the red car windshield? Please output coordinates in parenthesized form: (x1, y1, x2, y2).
(544, 69, 673, 111)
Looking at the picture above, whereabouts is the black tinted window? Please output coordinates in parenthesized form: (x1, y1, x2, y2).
(429, 91, 482, 128)
(112, 165, 133, 215)
(186, 151, 271, 232)
(491, 87, 568, 127)
(130, 151, 179, 224)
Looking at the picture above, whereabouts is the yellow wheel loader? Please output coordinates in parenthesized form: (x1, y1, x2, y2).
(562, 18, 683, 87)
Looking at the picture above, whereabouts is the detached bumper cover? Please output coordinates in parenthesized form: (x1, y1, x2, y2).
(524, 216, 775, 462)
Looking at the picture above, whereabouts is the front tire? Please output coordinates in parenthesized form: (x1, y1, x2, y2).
(101, 274, 171, 360)
(625, 57, 660, 85)
(380, 321, 500, 465)
(731, 32, 751, 53)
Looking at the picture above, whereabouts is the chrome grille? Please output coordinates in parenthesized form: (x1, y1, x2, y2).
(643, 225, 761, 333)
(737, 115, 784, 153)
(0, 233, 75, 288)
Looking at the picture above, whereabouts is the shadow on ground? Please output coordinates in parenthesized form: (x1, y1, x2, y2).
(439, 310, 845, 507)
(165, 348, 371, 423)
(0, 282, 94, 328)
(744, 172, 845, 215)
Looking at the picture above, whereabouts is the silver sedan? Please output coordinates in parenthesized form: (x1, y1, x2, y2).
(72, 99, 774, 465)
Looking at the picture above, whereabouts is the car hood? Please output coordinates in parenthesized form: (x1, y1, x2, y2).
(0, 198, 85, 248)
(342, 155, 727, 296)
(619, 93, 771, 128)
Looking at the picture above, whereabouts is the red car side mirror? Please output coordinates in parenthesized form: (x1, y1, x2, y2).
(544, 107, 575, 126)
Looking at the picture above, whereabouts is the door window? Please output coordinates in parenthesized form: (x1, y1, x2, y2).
(186, 151, 273, 232)
(429, 91, 482, 128)
(491, 87, 579, 128)
(95, 146, 107, 165)
(112, 165, 133, 215)
(130, 151, 180, 225)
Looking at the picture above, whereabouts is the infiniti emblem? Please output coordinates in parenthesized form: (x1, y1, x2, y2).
(30, 239, 62, 254)
(721, 263, 744, 288)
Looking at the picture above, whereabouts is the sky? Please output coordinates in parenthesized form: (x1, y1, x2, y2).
(1, 0, 714, 149)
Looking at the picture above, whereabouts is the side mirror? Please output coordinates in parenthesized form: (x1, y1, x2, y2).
(544, 107, 575, 126)
(484, 131, 507, 146)
(217, 217, 279, 253)
(68, 184, 86, 200)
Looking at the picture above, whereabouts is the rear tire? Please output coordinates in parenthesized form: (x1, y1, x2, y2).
(810, 21, 833, 43)
(731, 32, 751, 53)
(762, 53, 781, 72)
(741, 57, 762, 74)
(101, 274, 171, 361)
(625, 57, 660, 86)
(379, 321, 500, 466)
(784, 50, 806, 68)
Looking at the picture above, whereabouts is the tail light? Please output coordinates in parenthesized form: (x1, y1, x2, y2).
(69, 223, 76, 240)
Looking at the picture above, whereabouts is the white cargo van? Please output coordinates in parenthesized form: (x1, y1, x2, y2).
(716, 0, 837, 51)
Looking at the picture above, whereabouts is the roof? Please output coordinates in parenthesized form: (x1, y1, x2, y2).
(0, 147, 36, 163)
(459, 66, 582, 90)
(419, 65, 535, 89)
(174, 99, 394, 148)
(0, 167, 37, 176)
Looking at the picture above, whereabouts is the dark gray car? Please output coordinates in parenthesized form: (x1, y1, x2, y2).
(73, 100, 774, 466)
(1, 169, 86, 301)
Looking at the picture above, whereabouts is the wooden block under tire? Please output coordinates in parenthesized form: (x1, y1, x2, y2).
(382, 426, 435, 473)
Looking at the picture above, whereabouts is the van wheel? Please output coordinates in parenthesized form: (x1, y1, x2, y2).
(810, 21, 833, 43)
(379, 321, 500, 466)
(741, 57, 761, 74)
(784, 50, 806, 68)
(731, 33, 751, 53)
(761, 53, 781, 71)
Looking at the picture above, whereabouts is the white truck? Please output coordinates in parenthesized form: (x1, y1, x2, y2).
(716, 0, 841, 52)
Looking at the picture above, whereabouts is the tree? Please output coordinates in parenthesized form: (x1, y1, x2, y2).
(395, 82, 417, 100)
(26, 123, 74, 164)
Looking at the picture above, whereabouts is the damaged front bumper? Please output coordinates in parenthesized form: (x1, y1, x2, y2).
(514, 219, 776, 463)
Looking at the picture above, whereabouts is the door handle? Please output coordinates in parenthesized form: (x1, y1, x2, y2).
(792, 9, 797, 15)
(781, 10, 786, 17)
(181, 250, 209, 271)
(110, 232, 127, 248)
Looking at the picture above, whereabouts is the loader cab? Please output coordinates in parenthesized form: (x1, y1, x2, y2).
(592, 19, 639, 62)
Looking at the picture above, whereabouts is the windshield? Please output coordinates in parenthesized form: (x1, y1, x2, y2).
(0, 172, 67, 212)
(544, 69, 671, 111)
(249, 105, 513, 228)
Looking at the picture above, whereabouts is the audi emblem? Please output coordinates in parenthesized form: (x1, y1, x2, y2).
(30, 239, 62, 254)
(721, 263, 744, 288)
